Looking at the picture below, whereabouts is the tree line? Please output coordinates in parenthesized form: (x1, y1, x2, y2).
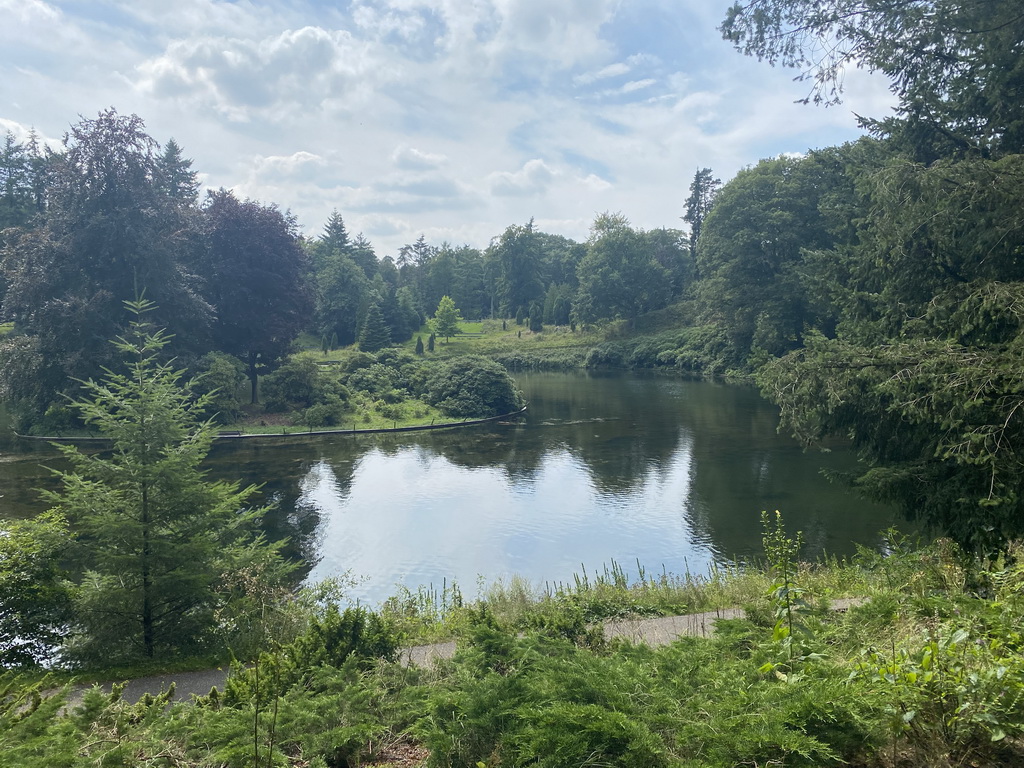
(0, 111, 693, 432)
(694, 0, 1024, 548)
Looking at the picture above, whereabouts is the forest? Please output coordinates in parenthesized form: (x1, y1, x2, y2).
(2, 0, 1024, 765)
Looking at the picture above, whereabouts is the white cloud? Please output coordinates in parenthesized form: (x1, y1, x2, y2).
(251, 151, 329, 182)
(136, 26, 382, 121)
(0, 0, 898, 256)
(621, 78, 657, 94)
(392, 146, 448, 170)
(575, 61, 630, 85)
(488, 159, 556, 197)
(0, 0, 60, 25)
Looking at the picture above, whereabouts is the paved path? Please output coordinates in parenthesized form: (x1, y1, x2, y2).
(68, 598, 864, 707)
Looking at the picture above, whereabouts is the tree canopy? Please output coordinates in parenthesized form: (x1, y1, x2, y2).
(203, 189, 313, 403)
(720, 0, 1024, 157)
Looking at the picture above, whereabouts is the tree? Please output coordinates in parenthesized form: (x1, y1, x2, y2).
(0, 110, 210, 423)
(0, 131, 41, 229)
(204, 189, 313, 403)
(720, 0, 1024, 156)
(489, 220, 545, 317)
(358, 301, 392, 352)
(316, 250, 372, 347)
(428, 332, 435, 352)
(44, 299, 289, 661)
(574, 213, 671, 325)
(155, 138, 199, 206)
(415, 335, 424, 355)
(431, 295, 462, 342)
(0, 512, 71, 667)
(683, 168, 720, 264)
(321, 209, 351, 255)
(695, 151, 850, 367)
(528, 303, 542, 333)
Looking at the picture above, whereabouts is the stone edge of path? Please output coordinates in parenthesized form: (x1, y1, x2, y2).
(65, 597, 866, 707)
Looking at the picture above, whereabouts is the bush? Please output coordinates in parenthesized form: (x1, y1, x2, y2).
(262, 358, 347, 412)
(301, 397, 346, 428)
(421, 356, 523, 418)
(584, 342, 628, 368)
(192, 352, 246, 423)
(346, 363, 402, 398)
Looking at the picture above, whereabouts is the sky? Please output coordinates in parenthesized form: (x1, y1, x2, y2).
(1, 0, 896, 258)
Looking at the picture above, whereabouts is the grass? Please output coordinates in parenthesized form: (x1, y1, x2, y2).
(377, 556, 877, 645)
(405, 318, 603, 358)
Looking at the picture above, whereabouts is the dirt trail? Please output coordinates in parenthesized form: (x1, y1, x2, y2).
(67, 598, 865, 706)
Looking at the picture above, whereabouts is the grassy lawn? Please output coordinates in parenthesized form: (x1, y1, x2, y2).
(406, 318, 602, 357)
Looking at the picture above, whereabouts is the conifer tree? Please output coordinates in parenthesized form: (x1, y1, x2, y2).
(45, 298, 288, 661)
(358, 301, 391, 353)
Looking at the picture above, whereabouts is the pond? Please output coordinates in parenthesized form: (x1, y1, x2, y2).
(0, 371, 903, 605)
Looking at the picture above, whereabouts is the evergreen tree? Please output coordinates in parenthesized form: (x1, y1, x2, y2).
(155, 138, 199, 206)
(358, 302, 391, 353)
(428, 333, 435, 352)
(529, 303, 543, 333)
(321, 209, 351, 254)
(489, 220, 544, 317)
(44, 299, 289, 661)
(431, 295, 462, 342)
(683, 168, 721, 263)
(415, 335, 424, 355)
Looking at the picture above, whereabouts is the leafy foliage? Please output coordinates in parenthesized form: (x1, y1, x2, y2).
(430, 294, 462, 342)
(203, 189, 313, 404)
(0, 109, 209, 423)
(720, 0, 1024, 157)
(357, 301, 392, 352)
(0, 512, 71, 667)
(422, 355, 522, 418)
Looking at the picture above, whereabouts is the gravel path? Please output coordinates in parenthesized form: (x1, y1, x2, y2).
(67, 598, 865, 706)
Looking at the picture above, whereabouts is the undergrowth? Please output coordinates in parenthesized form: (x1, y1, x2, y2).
(4, 530, 1024, 767)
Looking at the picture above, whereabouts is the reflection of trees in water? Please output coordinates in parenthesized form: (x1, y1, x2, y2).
(671, 382, 897, 561)
(206, 442, 359, 581)
(163, 373, 903, 576)
(521, 372, 684, 495)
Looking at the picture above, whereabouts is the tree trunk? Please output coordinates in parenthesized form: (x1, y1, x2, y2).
(141, 482, 154, 658)
(248, 351, 259, 404)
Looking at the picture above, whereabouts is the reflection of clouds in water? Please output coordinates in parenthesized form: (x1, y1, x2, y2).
(300, 433, 708, 606)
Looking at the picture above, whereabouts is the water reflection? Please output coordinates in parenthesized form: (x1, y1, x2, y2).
(0, 372, 904, 605)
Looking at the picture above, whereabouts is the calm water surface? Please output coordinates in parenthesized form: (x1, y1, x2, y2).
(0, 372, 902, 605)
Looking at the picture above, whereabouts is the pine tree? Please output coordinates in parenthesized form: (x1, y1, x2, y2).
(529, 304, 543, 333)
(45, 298, 289, 662)
(428, 333, 435, 352)
(358, 302, 392, 353)
(415, 335, 424, 355)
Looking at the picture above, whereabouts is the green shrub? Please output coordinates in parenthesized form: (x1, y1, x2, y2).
(421, 356, 522, 417)
(192, 351, 246, 423)
(346, 362, 402, 398)
(301, 397, 346, 428)
(261, 358, 346, 412)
